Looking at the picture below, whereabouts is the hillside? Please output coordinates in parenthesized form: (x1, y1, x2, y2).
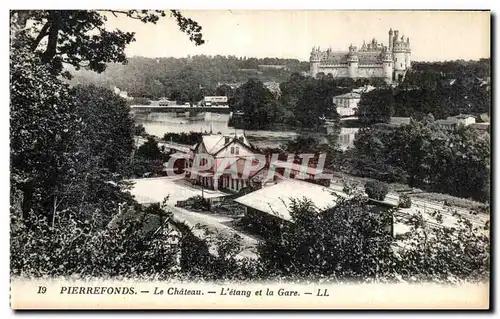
(69, 55, 310, 99)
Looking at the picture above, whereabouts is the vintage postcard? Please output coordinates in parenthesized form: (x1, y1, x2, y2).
(9, 9, 491, 310)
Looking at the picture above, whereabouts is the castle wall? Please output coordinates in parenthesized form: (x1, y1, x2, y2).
(318, 64, 385, 78)
(318, 66, 349, 77)
(357, 66, 385, 78)
(310, 29, 410, 81)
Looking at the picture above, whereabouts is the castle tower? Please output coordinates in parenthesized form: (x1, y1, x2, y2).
(393, 30, 399, 47)
(382, 47, 393, 84)
(388, 28, 393, 50)
(392, 31, 406, 82)
(347, 44, 358, 78)
(404, 37, 411, 69)
(309, 46, 321, 78)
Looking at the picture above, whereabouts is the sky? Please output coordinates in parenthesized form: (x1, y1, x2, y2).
(103, 10, 491, 62)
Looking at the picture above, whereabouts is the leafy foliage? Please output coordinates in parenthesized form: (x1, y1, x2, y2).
(11, 10, 204, 77)
(365, 180, 389, 201)
(136, 137, 163, 160)
(128, 97, 151, 106)
(10, 44, 80, 221)
(134, 124, 148, 137)
(257, 197, 489, 283)
(231, 79, 280, 129)
(357, 60, 490, 124)
(11, 204, 182, 278)
(162, 132, 202, 145)
(398, 194, 412, 208)
(394, 211, 490, 283)
(349, 119, 490, 202)
(357, 88, 395, 125)
(10, 9, 205, 280)
(70, 55, 310, 99)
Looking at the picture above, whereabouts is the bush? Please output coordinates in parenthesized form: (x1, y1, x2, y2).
(342, 179, 357, 195)
(398, 193, 412, 208)
(365, 180, 389, 201)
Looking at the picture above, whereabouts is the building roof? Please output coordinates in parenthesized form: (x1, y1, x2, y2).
(201, 135, 228, 154)
(454, 114, 475, 119)
(436, 119, 457, 125)
(203, 96, 228, 102)
(271, 161, 324, 176)
(234, 178, 338, 222)
(333, 92, 361, 99)
(469, 122, 490, 130)
(199, 133, 252, 155)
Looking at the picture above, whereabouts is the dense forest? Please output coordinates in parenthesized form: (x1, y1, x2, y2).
(230, 75, 387, 130)
(345, 116, 490, 202)
(69, 55, 310, 101)
(358, 59, 491, 124)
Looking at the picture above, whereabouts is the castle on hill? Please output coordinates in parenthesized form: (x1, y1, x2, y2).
(309, 29, 411, 84)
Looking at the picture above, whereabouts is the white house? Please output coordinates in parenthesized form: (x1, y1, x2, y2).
(436, 114, 476, 129)
(453, 114, 476, 127)
(202, 96, 228, 106)
(333, 92, 361, 117)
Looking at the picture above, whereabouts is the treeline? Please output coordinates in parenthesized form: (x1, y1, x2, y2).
(230, 74, 386, 130)
(69, 55, 310, 102)
(410, 59, 490, 79)
(162, 132, 202, 145)
(358, 59, 491, 124)
(345, 117, 490, 202)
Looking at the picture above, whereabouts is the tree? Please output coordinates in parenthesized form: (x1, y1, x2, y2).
(257, 196, 397, 281)
(283, 135, 319, 154)
(137, 137, 163, 161)
(11, 201, 183, 279)
(163, 132, 202, 145)
(279, 74, 347, 129)
(215, 84, 234, 98)
(398, 193, 412, 208)
(10, 10, 204, 76)
(394, 60, 491, 119)
(365, 180, 389, 201)
(349, 119, 490, 202)
(10, 9, 209, 279)
(134, 124, 147, 137)
(72, 85, 135, 175)
(232, 79, 278, 129)
(10, 44, 81, 222)
(257, 197, 489, 283)
(357, 88, 395, 125)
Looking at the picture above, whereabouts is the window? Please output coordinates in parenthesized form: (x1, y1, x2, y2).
(235, 147, 240, 155)
(230, 146, 235, 154)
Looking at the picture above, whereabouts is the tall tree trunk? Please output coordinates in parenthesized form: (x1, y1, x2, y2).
(21, 182, 34, 221)
(42, 11, 60, 63)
